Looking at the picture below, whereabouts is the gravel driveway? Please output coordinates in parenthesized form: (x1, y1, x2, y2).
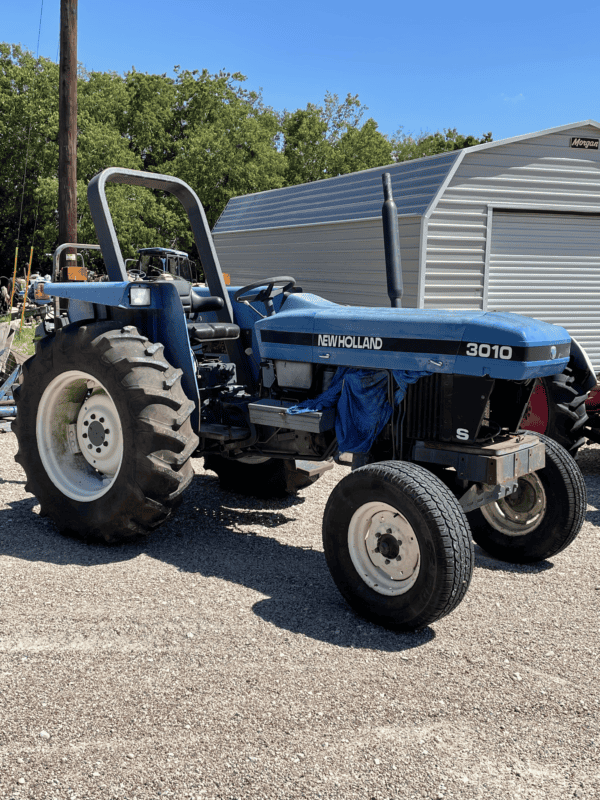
(0, 432, 598, 800)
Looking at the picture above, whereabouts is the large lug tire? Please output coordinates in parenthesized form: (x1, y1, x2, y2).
(203, 455, 318, 498)
(322, 461, 474, 631)
(468, 433, 586, 564)
(521, 369, 588, 458)
(13, 322, 198, 544)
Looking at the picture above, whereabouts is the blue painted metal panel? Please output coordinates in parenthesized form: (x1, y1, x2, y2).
(255, 294, 570, 381)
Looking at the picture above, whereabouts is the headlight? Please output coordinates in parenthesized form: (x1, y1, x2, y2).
(129, 285, 152, 306)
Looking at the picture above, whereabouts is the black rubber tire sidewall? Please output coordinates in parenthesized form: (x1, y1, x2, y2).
(322, 461, 473, 631)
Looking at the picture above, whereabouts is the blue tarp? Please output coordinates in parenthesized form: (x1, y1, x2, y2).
(287, 367, 431, 453)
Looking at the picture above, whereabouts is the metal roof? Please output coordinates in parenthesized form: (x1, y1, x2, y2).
(212, 120, 600, 235)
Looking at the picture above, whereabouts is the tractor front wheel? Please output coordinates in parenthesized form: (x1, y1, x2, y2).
(468, 433, 585, 563)
(322, 461, 474, 631)
(13, 322, 198, 543)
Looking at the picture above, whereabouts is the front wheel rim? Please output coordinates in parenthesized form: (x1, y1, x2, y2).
(36, 370, 124, 502)
(481, 473, 547, 536)
(347, 501, 420, 596)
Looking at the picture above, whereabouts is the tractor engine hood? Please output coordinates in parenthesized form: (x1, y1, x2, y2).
(255, 294, 570, 381)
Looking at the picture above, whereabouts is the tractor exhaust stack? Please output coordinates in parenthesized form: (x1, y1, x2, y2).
(381, 172, 403, 308)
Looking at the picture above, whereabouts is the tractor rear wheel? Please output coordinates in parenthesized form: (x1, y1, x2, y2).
(521, 369, 588, 458)
(203, 454, 321, 497)
(468, 433, 585, 563)
(13, 322, 198, 543)
(322, 461, 473, 631)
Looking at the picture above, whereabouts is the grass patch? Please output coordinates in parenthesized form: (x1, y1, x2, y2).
(11, 325, 36, 356)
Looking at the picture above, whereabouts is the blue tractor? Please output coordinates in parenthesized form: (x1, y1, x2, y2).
(13, 169, 586, 631)
(130, 246, 198, 284)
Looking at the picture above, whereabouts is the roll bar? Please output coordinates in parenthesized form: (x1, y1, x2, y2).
(87, 168, 234, 324)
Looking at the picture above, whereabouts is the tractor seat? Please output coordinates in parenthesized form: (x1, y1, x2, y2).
(187, 321, 240, 343)
(154, 277, 240, 341)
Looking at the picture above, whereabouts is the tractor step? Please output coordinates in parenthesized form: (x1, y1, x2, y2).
(293, 459, 334, 479)
(200, 423, 250, 443)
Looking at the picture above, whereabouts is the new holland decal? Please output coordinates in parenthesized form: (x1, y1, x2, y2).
(317, 334, 383, 350)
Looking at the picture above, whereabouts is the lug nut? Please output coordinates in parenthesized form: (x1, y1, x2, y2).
(385, 559, 390, 565)
(396, 556, 402, 561)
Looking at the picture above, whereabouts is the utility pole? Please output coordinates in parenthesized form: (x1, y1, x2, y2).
(58, 0, 77, 278)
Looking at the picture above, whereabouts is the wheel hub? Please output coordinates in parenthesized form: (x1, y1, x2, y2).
(36, 371, 124, 502)
(348, 502, 420, 596)
(76, 388, 122, 476)
(481, 473, 547, 536)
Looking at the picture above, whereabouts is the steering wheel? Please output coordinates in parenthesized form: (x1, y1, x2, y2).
(234, 276, 296, 317)
(127, 268, 146, 281)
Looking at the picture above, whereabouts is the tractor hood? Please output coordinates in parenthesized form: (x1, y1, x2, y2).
(255, 293, 571, 381)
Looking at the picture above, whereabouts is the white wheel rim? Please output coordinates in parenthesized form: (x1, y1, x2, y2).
(348, 502, 420, 596)
(36, 370, 124, 502)
(481, 473, 546, 536)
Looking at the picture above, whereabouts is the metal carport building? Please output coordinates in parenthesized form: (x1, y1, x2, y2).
(212, 120, 600, 369)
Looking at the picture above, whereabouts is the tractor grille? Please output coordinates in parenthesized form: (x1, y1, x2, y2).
(404, 374, 444, 440)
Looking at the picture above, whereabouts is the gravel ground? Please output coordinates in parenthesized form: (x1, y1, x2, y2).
(0, 431, 598, 800)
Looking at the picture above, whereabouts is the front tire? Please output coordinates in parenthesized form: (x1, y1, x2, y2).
(322, 461, 474, 631)
(13, 322, 198, 543)
(468, 433, 586, 563)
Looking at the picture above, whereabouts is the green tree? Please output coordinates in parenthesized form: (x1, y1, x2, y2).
(281, 92, 393, 185)
(170, 68, 286, 232)
(391, 127, 493, 162)
(0, 43, 59, 278)
(0, 40, 493, 280)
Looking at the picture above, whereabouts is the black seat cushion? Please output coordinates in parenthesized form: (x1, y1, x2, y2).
(187, 322, 240, 342)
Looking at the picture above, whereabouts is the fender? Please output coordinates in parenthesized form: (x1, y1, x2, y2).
(569, 337, 597, 393)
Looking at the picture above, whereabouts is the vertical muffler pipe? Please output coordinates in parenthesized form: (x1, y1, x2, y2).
(381, 172, 403, 308)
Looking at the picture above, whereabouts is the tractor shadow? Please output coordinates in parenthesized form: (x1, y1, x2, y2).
(0, 475, 434, 653)
(473, 545, 553, 574)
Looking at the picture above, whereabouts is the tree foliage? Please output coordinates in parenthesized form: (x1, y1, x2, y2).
(281, 92, 393, 184)
(391, 127, 493, 162)
(0, 42, 492, 279)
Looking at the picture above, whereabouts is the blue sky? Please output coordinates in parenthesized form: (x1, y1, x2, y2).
(3, 0, 599, 144)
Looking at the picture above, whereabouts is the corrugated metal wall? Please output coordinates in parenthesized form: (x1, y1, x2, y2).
(424, 124, 600, 311)
(488, 210, 600, 370)
(213, 216, 423, 307)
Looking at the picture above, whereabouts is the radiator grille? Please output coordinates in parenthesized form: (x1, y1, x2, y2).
(404, 374, 443, 440)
